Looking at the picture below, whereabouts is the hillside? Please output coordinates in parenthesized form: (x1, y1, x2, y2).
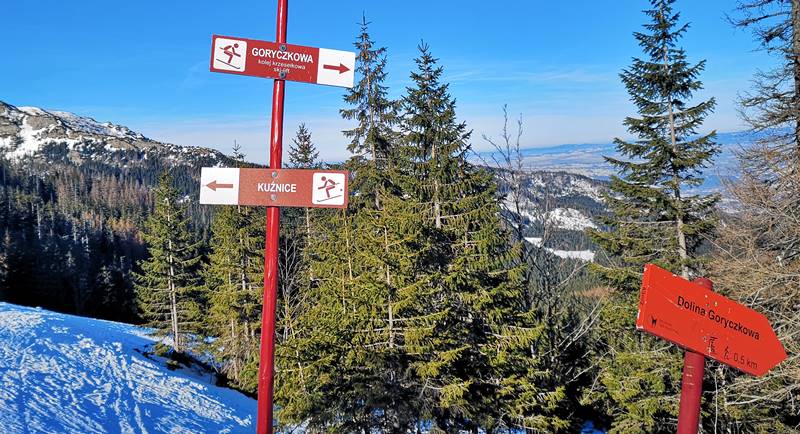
(0, 100, 605, 326)
(0, 101, 232, 169)
(0, 302, 255, 433)
(477, 130, 757, 193)
(495, 168, 607, 259)
(0, 101, 240, 321)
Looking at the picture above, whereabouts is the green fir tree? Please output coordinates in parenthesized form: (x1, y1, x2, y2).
(276, 123, 320, 392)
(134, 173, 202, 353)
(204, 145, 265, 391)
(204, 204, 264, 391)
(585, 1, 719, 432)
(288, 123, 319, 169)
(276, 19, 425, 432)
(340, 14, 400, 210)
(398, 43, 565, 432)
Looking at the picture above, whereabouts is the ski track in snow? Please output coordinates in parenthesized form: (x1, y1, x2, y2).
(0, 303, 254, 433)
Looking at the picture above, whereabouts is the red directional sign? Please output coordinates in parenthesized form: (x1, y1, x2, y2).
(209, 35, 355, 88)
(200, 167, 348, 209)
(637, 264, 786, 376)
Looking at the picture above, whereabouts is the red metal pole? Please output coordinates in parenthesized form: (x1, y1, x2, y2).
(256, 0, 288, 433)
(676, 277, 712, 434)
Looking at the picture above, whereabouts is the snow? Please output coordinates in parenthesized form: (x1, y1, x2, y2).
(509, 200, 598, 232)
(0, 302, 255, 433)
(546, 207, 597, 231)
(0, 136, 13, 150)
(50, 110, 145, 140)
(1, 104, 151, 161)
(548, 248, 595, 261)
(524, 237, 595, 262)
(8, 117, 47, 159)
(525, 237, 543, 245)
(18, 106, 47, 116)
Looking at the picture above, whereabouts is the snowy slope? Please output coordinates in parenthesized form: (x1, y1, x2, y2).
(525, 237, 596, 262)
(0, 100, 230, 168)
(0, 302, 255, 433)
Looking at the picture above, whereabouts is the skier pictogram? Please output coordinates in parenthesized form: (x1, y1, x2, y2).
(317, 176, 338, 199)
(215, 41, 245, 70)
(311, 172, 345, 205)
(223, 44, 240, 63)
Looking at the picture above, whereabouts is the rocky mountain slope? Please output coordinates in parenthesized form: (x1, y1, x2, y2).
(0, 100, 607, 262)
(0, 101, 233, 170)
(0, 102, 240, 320)
(495, 168, 608, 259)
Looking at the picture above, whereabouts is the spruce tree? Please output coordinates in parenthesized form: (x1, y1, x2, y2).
(94, 263, 136, 322)
(277, 19, 423, 432)
(288, 123, 320, 238)
(277, 197, 432, 432)
(288, 123, 319, 169)
(699, 2, 800, 430)
(134, 173, 202, 353)
(585, 1, 719, 431)
(276, 123, 319, 394)
(398, 43, 566, 432)
(204, 203, 264, 390)
(340, 14, 400, 210)
(275, 208, 358, 429)
(733, 0, 800, 165)
(204, 146, 264, 391)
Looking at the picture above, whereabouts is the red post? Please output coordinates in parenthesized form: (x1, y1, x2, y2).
(676, 277, 712, 434)
(256, 0, 288, 433)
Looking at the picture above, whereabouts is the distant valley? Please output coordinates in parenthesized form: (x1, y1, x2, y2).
(1, 100, 751, 266)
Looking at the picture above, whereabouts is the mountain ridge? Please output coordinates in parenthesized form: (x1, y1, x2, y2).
(0, 101, 232, 170)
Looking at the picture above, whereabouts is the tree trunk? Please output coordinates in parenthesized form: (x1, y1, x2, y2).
(345, 210, 354, 280)
(384, 226, 394, 349)
(166, 203, 181, 352)
(664, 42, 690, 279)
(305, 208, 314, 280)
(365, 55, 381, 211)
(169, 267, 179, 351)
(432, 142, 442, 229)
(230, 318, 238, 380)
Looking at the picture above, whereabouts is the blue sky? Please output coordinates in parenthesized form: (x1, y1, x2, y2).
(4, 1, 773, 163)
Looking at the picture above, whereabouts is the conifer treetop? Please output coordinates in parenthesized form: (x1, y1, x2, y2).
(288, 123, 319, 169)
(340, 14, 400, 160)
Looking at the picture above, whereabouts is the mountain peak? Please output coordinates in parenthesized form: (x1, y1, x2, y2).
(0, 100, 230, 168)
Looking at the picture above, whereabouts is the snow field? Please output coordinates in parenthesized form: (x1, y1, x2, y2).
(0, 303, 255, 433)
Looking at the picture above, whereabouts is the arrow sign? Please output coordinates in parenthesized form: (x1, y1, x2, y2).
(200, 167, 348, 209)
(209, 35, 355, 88)
(206, 181, 234, 191)
(323, 63, 350, 74)
(637, 264, 787, 376)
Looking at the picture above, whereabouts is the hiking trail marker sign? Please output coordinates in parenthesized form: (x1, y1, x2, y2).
(637, 263, 786, 377)
(207, 3, 354, 433)
(210, 34, 355, 88)
(200, 168, 348, 208)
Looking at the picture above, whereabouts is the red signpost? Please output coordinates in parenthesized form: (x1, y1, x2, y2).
(676, 277, 711, 434)
(210, 35, 355, 88)
(200, 168, 349, 208)
(637, 264, 787, 433)
(258, 3, 287, 431)
(207, 1, 355, 432)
